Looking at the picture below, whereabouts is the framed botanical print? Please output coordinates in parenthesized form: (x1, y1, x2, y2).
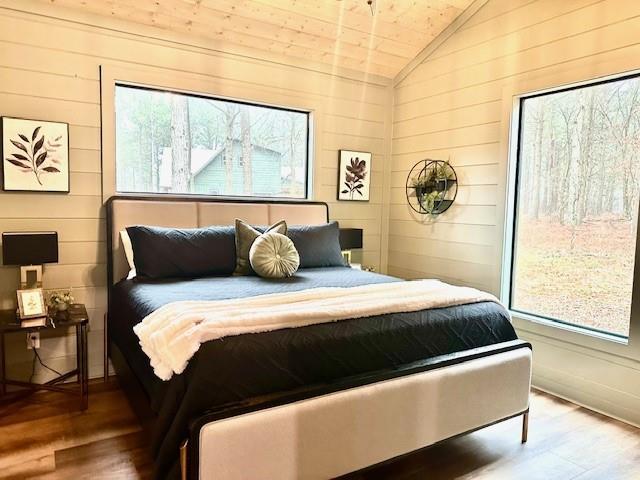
(1, 117, 69, 192)
(337, 150, 371, 201)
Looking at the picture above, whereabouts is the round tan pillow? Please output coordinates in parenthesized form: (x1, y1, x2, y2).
(249, 232, 300, 278)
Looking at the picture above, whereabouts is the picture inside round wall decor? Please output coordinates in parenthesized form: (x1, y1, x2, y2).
(1, 116, 70, 193)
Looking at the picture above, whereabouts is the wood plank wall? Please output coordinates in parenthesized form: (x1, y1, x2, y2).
(0, 1, 392, 381)
(390, 0, 640, 426)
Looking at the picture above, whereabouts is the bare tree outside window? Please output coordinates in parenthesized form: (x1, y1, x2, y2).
(115, 85, 309, 199)
(511, 75, 640, 338)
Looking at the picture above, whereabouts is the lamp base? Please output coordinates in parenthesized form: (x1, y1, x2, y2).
(20, 265, 42, 289)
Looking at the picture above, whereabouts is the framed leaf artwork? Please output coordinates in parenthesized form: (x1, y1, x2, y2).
(337, 150, 371, 202)
(1, 117, 69, 193)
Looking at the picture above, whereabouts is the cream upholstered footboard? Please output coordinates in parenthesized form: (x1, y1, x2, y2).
(184, 341, 532, 479)
(105, 196, 532, 480)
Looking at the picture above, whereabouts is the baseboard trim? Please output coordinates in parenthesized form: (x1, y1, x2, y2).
(532, 376, 640, 429)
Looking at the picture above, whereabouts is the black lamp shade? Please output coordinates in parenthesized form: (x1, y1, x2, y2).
(2, 232, 58, 266)
(339, 228, 363, 250)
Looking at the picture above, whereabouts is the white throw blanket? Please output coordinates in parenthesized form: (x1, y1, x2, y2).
(134, 279, 500, 380)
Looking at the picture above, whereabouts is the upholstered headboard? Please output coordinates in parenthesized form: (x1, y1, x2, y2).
(106, 196, 329, 285)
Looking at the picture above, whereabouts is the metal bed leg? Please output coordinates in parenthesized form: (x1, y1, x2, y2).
(521, 411, 529, 443)
(180, 439, 188, 480)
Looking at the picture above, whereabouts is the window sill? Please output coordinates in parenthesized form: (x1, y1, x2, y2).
(510, 311, 639, 365)
(511, 310, 628, 344)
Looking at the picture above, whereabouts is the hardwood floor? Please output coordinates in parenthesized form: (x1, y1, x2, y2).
(0, 381, 153, 479)
(0, 381, 638, 479)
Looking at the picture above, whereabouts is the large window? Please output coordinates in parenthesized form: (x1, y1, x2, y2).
(509, 74, 640, 339)
(115, 84, 310, 198)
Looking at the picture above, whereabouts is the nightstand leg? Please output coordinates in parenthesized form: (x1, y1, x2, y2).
(0, 332, 5, 396)
(103, 312, 109, 382)
(76, 324, 88, 410)
(76, 324, 83, 409)
(82, 323, 88, 410)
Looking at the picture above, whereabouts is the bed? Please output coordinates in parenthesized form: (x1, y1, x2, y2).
(106, 195, 532, 480)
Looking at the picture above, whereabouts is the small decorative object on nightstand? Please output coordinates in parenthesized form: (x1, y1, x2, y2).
(339, 228, 363, 267)
(48, 290, 75, 313)
(0, 304, 89, 410)
(16, 288, 46, 324)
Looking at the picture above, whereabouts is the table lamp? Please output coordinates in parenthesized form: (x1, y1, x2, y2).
(339, 228, 363, 266)
(2, 232, 58, 289)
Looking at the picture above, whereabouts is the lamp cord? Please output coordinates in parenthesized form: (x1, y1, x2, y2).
(32, 348, 62, 378)
(29, 351, 37, 383)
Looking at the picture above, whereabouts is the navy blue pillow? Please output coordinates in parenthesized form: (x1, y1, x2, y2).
(287, 222, 346, 268)
(126, 225, 236, 279)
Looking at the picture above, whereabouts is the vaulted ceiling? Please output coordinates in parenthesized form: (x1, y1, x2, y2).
(38, 0, 475, 78)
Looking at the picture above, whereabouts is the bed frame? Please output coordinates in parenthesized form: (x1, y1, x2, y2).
(105, 195, 532, 480)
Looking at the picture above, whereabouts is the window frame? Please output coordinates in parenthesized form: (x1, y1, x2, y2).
(101, 65, 319, 203)
(114, 82, 312, 200)
(501, 70, 640, 351)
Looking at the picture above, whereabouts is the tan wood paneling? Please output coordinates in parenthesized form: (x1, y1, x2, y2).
(392, 123, 500, 155)
(388, 234, 494, 264)
(395, 83, 503, 121)
(422, 0, 601, 65)
(393, 101, 502, 139)
(456, 0, 534, 30)
(388, 219, 496, 246)
(391, 143, 501, 171)
(388, 250, 495, 285)
(0, 92, 100, 127)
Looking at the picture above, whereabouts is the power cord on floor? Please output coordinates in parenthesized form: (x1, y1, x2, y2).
(32, 348, 62, 378)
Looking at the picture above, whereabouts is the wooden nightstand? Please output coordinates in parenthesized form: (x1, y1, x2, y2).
(0, 304, 89, 410)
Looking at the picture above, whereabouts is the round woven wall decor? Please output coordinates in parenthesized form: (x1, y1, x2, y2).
(405, 159, 458, 215)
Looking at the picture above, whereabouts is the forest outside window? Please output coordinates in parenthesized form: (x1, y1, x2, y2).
(509, 74, 640, 339)
(115, 84, 310, 198)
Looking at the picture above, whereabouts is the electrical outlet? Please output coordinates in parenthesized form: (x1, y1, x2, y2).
(26, 332, 40, 349)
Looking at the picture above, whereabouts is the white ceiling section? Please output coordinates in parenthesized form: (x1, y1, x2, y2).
(36, 0, 475, 78)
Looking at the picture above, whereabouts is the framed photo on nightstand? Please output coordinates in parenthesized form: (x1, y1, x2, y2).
(17, 288, 46, 320)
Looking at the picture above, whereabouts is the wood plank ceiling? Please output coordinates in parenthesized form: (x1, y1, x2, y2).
(38, 0, 474, 78)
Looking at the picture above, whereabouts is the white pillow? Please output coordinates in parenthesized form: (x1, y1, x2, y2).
(119, 229, 136, 280)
